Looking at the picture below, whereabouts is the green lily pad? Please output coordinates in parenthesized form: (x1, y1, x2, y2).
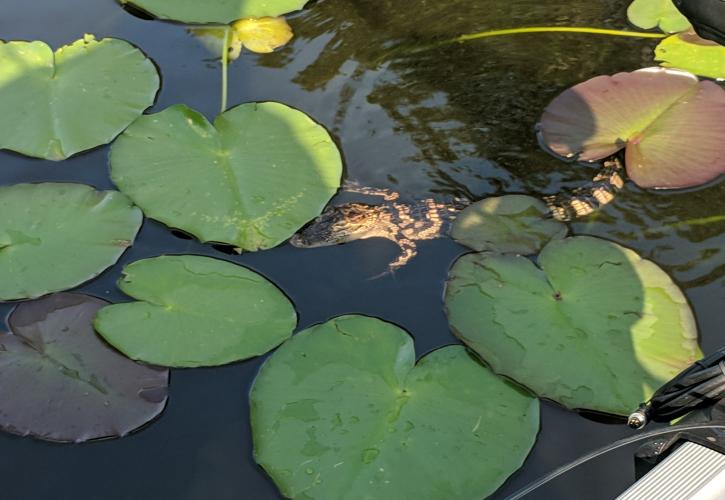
(627, 0, 691, 33)
(120, 0, 309, 24)
(0, 293, 168, 443)
(94, 255, 297, 367)
(655, 31, 725, 79)
(450, 195, 567, 254)
(0, 35, 159, 160)
(110, 103, 342, 251)
(540, 68, 725, 189)
(0, 183, 142, 301)
(445, 236, 701, 416)
(251, 315, 539, 499)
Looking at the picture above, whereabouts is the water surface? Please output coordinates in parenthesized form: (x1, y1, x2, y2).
(0, 0, 723, 498)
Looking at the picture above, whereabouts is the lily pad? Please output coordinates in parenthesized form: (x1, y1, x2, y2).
(655, 31, 725, 79)
(539, 68, 725, 189)
(110, 103, 342, 251)
(627, 0, 691, 33)
(444, 236, 701, 416)
(251, 315, 539, 499)
(0, 35, 159, 160)
(191, 17, 294, 60)
(0, 183, 143, 301)
(0, 293, 168, 443)
(94, 255, 297, 367)
(121, 0, 309, 24)
(450, 195, 567, 254)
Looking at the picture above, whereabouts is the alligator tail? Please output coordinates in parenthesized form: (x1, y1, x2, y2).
(543, 156, 625, 222)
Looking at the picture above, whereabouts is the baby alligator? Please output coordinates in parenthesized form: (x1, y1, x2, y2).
(290, 157, 624, 272)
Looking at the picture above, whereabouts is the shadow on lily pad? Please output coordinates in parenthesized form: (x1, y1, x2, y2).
(444, 235, 701, 416)
(539, 67, 725, 189)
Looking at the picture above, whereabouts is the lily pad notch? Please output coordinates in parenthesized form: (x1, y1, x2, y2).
(251, 314, 539, 499)
(94, 255, 297, 367)
(110, 102, 343, 251)
(445, 236, 701, 416)
(539, 67, 725, 189)
(0, 293, 169, 443)
(0, 183, 143, 301)
(627, 0, 691, 34)
(0, 35, 160, 160)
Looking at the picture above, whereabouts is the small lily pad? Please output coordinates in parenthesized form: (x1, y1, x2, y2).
(94, 255, 297, 367)
(450, 195, 567, 254)
(627, 0, 691, 33)
(0, 35, 159, 160)
(0, 183, 142, 301)
(445, 236, 701, 416)
(110, 103, 342, 251)
(0, 293, 169, 443)
(121, 0, 309, 24)
(655, 31, 725, 79)
(540, 68, 725, 189)
(251, 315, 539, 499)
(191, 17, 294, 60)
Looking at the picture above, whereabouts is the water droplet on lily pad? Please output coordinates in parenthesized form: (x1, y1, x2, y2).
(445, 236, 701, 415)
(251, 315, 539, 498)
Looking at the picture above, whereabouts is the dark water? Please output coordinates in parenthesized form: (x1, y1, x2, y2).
(0, 0, 723, 498)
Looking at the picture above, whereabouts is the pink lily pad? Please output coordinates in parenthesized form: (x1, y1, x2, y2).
(539, 68, 725, 189)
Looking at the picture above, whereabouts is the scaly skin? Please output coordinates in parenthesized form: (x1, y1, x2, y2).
(290, 157, 625, 272)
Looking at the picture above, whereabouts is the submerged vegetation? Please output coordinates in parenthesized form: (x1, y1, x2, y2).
(0, 0, 723, 498)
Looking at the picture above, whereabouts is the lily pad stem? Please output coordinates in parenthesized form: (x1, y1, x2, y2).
(376, 26, 666, 65)
(221, 25, 231, 114)
(453, 26, 667, 44)
(380, 27, 665, 64)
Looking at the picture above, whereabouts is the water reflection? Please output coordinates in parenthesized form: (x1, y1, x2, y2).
(259, 0, 654, 195)
(255, 0, 722, 329)
(0, 0, 722, 498)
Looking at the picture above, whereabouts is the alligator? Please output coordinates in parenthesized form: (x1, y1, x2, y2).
(290, 156, 625, 272)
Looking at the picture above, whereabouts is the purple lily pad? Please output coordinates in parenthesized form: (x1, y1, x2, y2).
(540, 68, 725, 189)
(0, 293, 168, 443)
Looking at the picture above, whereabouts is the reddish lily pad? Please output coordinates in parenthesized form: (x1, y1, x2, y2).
(0, 293, 168, 443)
(540, 68, 725, 189)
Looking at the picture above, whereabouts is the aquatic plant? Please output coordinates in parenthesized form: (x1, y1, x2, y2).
(110, 102, 343, 250)
(655, 30, 725, 79)
(0, 183, 142, 300)
(95, 255, 297, 368)
(445, 236, 701, 415)
(539, 68, 725, 189)
(627, 0, 691, 33)
(449, 195, 568, 254)
(0, 293, 168, 443)
(0, 35, 159, 160)
(0, 2, 719, 500)
(189, 16, 295, 112)
(191, 16, 294, 60)
(120, 0, 309, 24)
(251, 315, 539, 499)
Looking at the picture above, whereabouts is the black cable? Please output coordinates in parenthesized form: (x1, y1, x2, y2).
(629, 349, 725, 428)
(674, 0, 725, 46)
